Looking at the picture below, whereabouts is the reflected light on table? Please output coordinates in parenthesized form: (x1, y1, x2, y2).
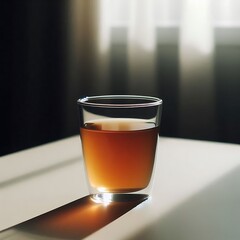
(17, 194, 147, 239)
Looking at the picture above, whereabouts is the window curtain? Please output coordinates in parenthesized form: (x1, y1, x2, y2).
(68, 0, 240, 140)
(179, 0, 215, 138)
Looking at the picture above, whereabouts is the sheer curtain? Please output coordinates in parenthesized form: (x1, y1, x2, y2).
(179, 0, 215, 137)
(68, 0, 240, 139)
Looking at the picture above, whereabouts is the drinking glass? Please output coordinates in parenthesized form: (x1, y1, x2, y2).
(77, 95, 163, 203)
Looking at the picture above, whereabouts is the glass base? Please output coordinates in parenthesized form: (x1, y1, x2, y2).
(91, 193, 149, 204)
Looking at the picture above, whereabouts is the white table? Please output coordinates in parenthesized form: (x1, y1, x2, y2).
(1, 136, 240, 240)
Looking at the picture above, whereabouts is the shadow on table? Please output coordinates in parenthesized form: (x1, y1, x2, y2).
(17, 194, 147, 239)
(129, 166, 240, 240)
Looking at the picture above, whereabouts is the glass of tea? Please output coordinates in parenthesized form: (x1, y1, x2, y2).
(77, 95, 163, 203)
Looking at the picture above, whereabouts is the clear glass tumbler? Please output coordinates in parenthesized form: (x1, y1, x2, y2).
(77, 95, 163, 203)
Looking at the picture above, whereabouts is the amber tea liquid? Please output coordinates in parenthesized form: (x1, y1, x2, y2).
(80, 119, 159, 193)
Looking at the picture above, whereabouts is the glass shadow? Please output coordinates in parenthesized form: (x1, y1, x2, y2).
(17, 194, 147, 239)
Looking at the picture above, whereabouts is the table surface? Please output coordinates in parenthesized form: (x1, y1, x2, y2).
(1, 136, 240, 240)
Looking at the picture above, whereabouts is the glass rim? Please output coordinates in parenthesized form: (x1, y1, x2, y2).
(77, 95, 163, 108)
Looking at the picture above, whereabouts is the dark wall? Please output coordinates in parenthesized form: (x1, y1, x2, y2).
(1, 1, 70, 155)
(1, 1, 240, 156)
